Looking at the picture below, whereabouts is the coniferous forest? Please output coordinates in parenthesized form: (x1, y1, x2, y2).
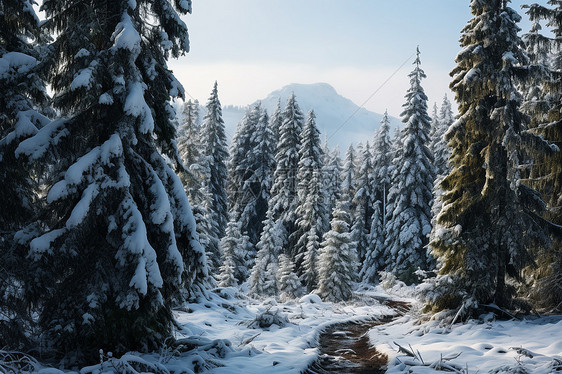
(1, 0, 561, 373)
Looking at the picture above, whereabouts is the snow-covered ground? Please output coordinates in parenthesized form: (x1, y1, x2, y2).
(7, 284, 562, 374)
(374, 312, 562, 374)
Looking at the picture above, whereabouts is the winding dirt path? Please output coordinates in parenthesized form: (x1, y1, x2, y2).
(302, 299, 410, 374)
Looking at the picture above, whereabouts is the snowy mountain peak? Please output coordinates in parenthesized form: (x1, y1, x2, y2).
(221, 83, 401, 149)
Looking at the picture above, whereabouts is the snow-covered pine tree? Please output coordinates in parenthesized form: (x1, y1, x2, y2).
(201, 81, 229, 240)
(249, 212, 284, 296)
(243, 108, 276, 245)
(267, 93, 304, 256)
(277, 254, 302, 301)
(13, 0, 207, 360)
(351, 142, 376, 264)
(321, 144, 342, 232)
(372, 110, 393, 219)
(432, 95, 454, 177)
(317, 198, 357, 302)
(269, 98, 283, 144)
(521, 1, 562, 312)
(430, 0, 553, 312)
(293, 110, 326, 290)
(218, 217, 251, 286)
(341, 144, 357, 212)
(384, 47, 435, 283)
(178, 99, 205, 205)
(360, 200, 385, 283)
(0, 0, 51, 348)
(228, 103, 260, 216)
(0, 0, 49, 233)
(228, 102, 275, 245)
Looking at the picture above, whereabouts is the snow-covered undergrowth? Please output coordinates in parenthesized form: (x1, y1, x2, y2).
(372, 311, 562, 374)
(173, 286, 396, 373)
(5, 283, 562, 374)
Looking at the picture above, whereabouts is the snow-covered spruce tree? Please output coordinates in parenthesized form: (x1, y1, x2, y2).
(249, 212, 284, 296)
(384, 47, 435, 283)
(317, 198, 357, 302)
(269, 98, 283, 144)
(201, 81, 229, 240)
(243, 108, 276, 245)
(372, 110, 393, 217)
(0, 0, 50, 349)
(267, 93, 304, 256)
(277, 254, 302, 301)
(321, 143, 342, 232)
(0, 0, 49, 233)
(219, 215, 252, 285)
(14, 0, 208, 361)
(431, 95, 454, 177)
(341, 144, 357, 212)
(293, 110, 326, 290)
(521, 1, 562, 312)
(351, 142, 377, 264)
(429, 0, 553, 312)
(228, 103, 275, 245)
(360, 200, 385, 283)
(178, 98, 205, 205)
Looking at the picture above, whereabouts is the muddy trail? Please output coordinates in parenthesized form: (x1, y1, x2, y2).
(302, 299, 410, 374)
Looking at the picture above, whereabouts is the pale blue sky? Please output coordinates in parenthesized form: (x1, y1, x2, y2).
(170, 0, 548, 117)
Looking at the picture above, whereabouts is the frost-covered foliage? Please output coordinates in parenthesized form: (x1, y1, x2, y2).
(385, 48, 435, 282)
(8, 0, 208, 361)
(293, 110, 326, 287)
(228, 102, 275, 245)
(317, 199, 357, 302)
(276, 254, 303, 301)
(430, 0, 552, 313)
(200, 81, 229, 242)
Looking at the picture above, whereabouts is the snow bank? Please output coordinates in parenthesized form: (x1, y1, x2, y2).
(371, 314, 562, 374)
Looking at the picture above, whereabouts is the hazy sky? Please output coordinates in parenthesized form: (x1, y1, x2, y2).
(170, 0, 547, 118)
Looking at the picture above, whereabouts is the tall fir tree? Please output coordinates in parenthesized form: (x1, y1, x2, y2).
(341, 144, 357, 211)
(267, 93, 304, 257)
(521, 1, 562, 312)
(317, 198, 357, 302)
(430, 0, 553, 312)
(201, 81, 229, 240)
(249, 212, 284, 296)
(293, 110, 326, 289)
(431, 95, 454, 177)
(12, 0, 208, 360)
(277, 254, 302, 301)
(360, 200, 385, 283)
(0, 0, 50, 348)
(218, 216, 251, 286)
(321, 143, 342, 232)
(351, 142, 377, 264)
(372, 110, 393, 220)
(227, 102, 275, 245)
(384, 48, 435, 282)
(178, 99, 205, 205)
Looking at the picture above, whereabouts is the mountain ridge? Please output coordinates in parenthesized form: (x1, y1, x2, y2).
(219, 82, 402, 149)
